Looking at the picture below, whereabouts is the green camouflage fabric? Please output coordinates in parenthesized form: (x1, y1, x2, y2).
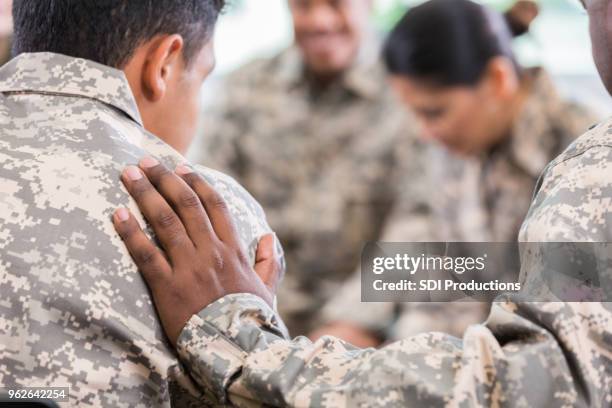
(0, 52, 282, 407)
(174, 90, 612, 408)
(320, 68, 599, 340)
(195, 46, 423, 336)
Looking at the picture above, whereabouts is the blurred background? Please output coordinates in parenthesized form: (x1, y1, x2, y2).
(189, 0, 608, 162)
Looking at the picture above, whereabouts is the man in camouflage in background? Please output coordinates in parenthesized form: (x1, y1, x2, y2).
(0, 1, 282, 406)
(196, 0, 422, 336)
(118, 0, 610, 405)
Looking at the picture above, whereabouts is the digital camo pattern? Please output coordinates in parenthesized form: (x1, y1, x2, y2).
(520, 119, 612, 242)
(195, 45, 424, 336)
(178, 296, 611, 407)
(518, 118, 612, 302)
(176, 91, 611, 408)
(320, 68, 599, 339)
(0, 52, 281, 407)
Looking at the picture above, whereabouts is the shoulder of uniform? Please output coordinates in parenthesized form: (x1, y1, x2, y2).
(545, 118, 612, 171)
(192, 164, 267, 222)
(192, 164, 274, 263)
(194, 164, 259, 200)
(519, 121, 612, 242)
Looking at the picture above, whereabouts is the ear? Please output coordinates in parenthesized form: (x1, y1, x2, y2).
(141, 35, 185, 102)
(482, 57, 520, 99)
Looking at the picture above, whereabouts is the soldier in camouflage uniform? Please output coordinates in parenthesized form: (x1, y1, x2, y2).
(0, 1, 284, 406)
(196, 0, 421, 336)
(113, 0, 610, 406)
(316, 0, 598, 343)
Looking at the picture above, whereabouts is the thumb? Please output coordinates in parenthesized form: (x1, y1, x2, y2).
(254, 233, 281, 293)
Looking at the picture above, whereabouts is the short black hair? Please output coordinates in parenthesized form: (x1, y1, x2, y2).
(384, 0, 521, 87)
(12, 0, 226, 68)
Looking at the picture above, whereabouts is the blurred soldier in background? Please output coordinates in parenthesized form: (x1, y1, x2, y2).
(0, 0, 12, 66)
(198, 0, 422, 335)
(314, 0, 598, 347)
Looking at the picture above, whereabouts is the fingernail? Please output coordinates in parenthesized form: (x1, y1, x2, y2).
(125, 166, 143, 181)
(139, 156, 159, 168)
(115, 208, 129, 222)
(175, 164, 194, 175)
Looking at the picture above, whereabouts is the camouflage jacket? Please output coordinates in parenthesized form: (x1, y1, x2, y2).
(174, 98, 611, 407)
(319, 68, 599, 340)
(0, 52, 281, 407)
(195, 46, 422, 336)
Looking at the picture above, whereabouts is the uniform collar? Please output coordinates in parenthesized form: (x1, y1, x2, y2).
(506, 68, 562, 178)
(0, 52, 143, 126)
(275, 38, 382, 100)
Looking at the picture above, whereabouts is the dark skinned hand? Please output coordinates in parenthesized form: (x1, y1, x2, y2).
(112, 157, 282, 346)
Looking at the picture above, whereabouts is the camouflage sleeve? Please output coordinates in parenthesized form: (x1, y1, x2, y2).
(176, 293, 610, 407)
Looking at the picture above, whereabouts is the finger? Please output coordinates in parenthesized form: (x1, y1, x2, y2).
(122, 165, 193, 259)
(254, 234, 282, 293)
(256, 234, 275, 261)
(138, 157, 214, 245)
(176, 165, 240, 247)
(113, 207, 172, 287)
